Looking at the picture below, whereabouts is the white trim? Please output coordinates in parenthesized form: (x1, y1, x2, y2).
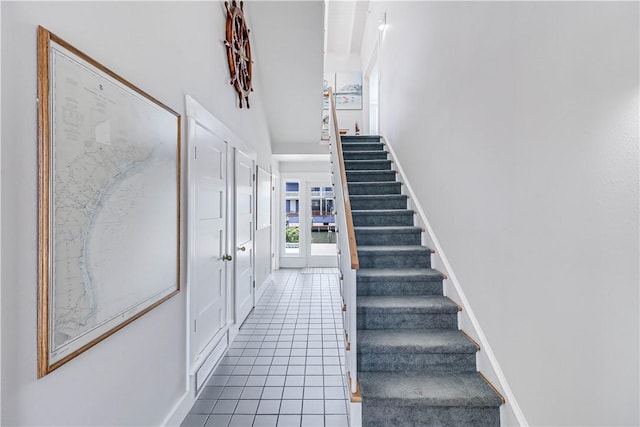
(382, 135, 528, 427)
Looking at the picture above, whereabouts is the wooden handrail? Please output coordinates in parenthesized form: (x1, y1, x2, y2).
(329, 88, 359, 270)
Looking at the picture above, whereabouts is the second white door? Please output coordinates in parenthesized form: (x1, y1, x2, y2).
(235, 149, 254, 325)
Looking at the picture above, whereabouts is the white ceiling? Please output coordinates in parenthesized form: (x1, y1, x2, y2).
(247, 1, 367, 152)
(325, 0, 369, 55)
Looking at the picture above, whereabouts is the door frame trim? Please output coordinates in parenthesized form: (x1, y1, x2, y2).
(184, 95, 257, 386)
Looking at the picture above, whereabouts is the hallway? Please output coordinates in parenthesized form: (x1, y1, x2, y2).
(180, 269, 349, 427)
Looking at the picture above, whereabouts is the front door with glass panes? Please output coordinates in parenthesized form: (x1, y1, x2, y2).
(281, 178, 337, 267)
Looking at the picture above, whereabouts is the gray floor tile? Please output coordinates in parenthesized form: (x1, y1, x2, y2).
(324, 415, 348, 427)
(226, 375, 249, 387)
(265, 376, 286, 387)
(285, 376, 305, 387)
(180, 414, 208, 427)
(323, 387, 344, 399)
(251, 366, 271, 375)
(279, 399, 302, 415)
(229, 414, 255, 426)
(212, 400, 238, 414)
(301, 414, 324, 427)
(189, 399, 216, 415)
(240, 386, 264, 400)
(324, 400, 346, 415)
(287, 366, 306, 376)
(282, 386, 304, 399)
(214, 365, 236, 375)
(232, 365, 253, 375)
(276, 414, 301, 427)
(323, 377, 342, 387)
(269, 366, 288, 375)
(253, 414, 278, 427)
(246, 375, 267, 387)
(302, 400, 324, 415)
(272, 356, 290, 365)
(304, 376, 323, 387)
(243, 348, 260, 356)
(208, 376, 229, 386)
(200, 386, 224, 400)
(256, 399, 281, 414)
(255, 356, 274, 365)
(261, 386, 284, 400)
(322, 366, 341, 376)
(238, 356, 258, 365)
(204, 414, 232, 427)
(220, 387, 244, 399)
(234, 399, 259, 414)
(303, 387, 323, 399)
(305, 366, 323, 376)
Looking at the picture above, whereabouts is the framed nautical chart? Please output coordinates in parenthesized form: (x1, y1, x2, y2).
(37, 27, 181, 377)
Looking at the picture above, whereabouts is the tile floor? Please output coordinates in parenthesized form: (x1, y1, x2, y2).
(180, 268, 349, 427)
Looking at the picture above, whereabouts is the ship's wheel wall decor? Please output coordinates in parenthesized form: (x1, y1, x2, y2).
(225, 1, 253, 108)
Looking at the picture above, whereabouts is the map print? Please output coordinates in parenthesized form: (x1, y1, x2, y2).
(49, 44, 178, 363)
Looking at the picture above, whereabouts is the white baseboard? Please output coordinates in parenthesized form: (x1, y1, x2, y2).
(381, 135, 528, 427)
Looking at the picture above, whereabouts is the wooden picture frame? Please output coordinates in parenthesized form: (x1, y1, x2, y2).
(37, 27, 181, 377)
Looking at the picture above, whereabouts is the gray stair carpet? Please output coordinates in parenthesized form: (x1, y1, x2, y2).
(342, 135, 502, 426)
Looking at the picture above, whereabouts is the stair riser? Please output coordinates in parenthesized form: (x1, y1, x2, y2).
(352, 213, 414, 227)
(342, 136, 381, 143)
(343, 151, 388, 160)
(358, 353, 476, 373)
(344, 161, 392, 171)
(362, 404, 499, 427)
(348, 183, 401, 195)
(357, 281, 443, 296)
(357, 312, 457, 330)
(358, 253, 431, 269)
(342, 143, 384, 151)
(346, 171, 396, 182)
(355, 231, 421, 246)
(350, 197, 407, 210)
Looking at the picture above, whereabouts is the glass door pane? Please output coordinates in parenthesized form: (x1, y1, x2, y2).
(310, 185, 336, 256)
(285, 181, 300, 254)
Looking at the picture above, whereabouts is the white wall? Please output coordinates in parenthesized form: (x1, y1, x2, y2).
(1, 2, 273, 425)
(363, 2, 639, 426)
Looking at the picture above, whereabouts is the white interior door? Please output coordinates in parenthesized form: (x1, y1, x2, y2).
(189, 119, 228, 365)
(235, 149, 254, 325)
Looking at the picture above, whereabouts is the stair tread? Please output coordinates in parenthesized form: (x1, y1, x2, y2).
(348, 181, 400, 185)
(345, 159, 391, 163)
(358, 329, 476, 354)
(350, 194, 406, 199)
(357, 295, 458, 313)
(347, 170, 395, 174)
(358, 245, 432, 253)
(358, 371, 503, 407)
(355, 226, 421, 233)
(357, 268, 444, 281)
(343, 152, 387, 154)
(352, 209, 414, 215)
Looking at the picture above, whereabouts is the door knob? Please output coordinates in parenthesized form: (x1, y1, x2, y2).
(222, 254, 233, 261)
(238, 246, 246, 252)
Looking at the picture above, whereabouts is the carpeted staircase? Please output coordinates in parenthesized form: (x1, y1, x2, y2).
(341, 135, 503, 427)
